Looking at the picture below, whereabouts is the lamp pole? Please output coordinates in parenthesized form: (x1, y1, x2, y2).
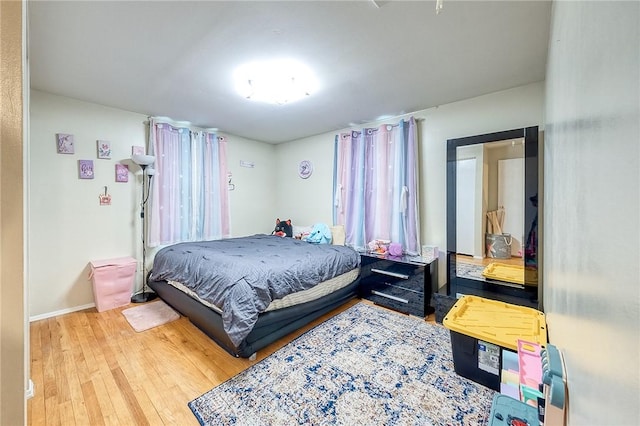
(131, 156, 158, 303)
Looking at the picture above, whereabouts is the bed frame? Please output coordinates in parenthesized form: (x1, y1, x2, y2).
(148, 277, 360, 358)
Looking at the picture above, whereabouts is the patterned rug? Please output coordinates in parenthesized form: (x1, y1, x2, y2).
(456, 262, 486, 281)
(189, 303, 496, 425)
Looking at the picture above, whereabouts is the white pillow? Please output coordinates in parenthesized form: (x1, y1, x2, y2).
(330, 225, 346, 245)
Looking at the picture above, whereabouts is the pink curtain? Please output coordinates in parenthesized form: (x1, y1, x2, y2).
(333, 117, 420, 255)
(148, 118, 230, 247)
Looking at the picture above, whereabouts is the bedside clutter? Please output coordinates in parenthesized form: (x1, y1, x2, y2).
(358, 251, 437, 318)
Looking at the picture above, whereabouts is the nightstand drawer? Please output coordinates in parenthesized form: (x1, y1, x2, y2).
(367, 262, 423, 284)
(360, 275, 426, 317)
(371, 268, 410, 280)
(358, 252, 436, 318)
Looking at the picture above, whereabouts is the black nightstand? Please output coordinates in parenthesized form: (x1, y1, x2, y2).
(358, 252, 437, 318)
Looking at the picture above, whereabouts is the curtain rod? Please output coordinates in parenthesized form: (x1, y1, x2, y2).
(145, 116, 220, 133)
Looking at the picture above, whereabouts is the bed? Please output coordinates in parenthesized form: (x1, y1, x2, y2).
(148, 234, 361, 358)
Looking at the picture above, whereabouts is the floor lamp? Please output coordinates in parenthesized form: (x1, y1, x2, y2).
(131, 154, 158, 303)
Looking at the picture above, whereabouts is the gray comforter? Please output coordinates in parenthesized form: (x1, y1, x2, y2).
(149, 234, 360, 347)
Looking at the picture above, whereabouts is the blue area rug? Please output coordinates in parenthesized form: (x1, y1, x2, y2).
(189, 302, 496, 425)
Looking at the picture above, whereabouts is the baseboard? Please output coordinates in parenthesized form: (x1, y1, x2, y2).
(29, 303, 95, 322)
(26, 379, 34, 399)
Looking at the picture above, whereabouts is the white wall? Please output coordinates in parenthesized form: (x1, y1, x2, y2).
(225, 135, 277, 237)
(29, 91, 276, 318)
(29, 91, 147, 317)
(275, 82, 545, 288)
(544, 1, 639, 424)
(272, 134, 336, 227)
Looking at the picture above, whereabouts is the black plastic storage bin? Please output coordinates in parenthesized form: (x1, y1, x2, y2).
(450, 330, 514, 391)
(443, 295, 547, 391)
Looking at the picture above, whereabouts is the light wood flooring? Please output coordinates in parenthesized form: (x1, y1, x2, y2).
(28, 299, 434, 425)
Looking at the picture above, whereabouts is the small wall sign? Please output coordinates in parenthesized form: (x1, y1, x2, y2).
(97, 140, 111, 159)
(99, 187, 112, 206)
(78, 160, 94, 179)
(56, 133, 75, 154)
(115, 164, 129, 182)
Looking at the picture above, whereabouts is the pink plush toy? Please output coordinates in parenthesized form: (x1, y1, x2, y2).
(388, 243, 403, 256)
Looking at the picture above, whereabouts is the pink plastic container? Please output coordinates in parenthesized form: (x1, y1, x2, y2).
(89, 257, 137, 312)
(518, 339, 543, 389)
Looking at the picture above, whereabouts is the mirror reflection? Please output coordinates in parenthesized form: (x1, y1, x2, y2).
(455, 137, 535, 287)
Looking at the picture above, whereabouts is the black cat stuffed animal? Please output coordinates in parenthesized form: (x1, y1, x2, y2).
(272, 218, 293, 237)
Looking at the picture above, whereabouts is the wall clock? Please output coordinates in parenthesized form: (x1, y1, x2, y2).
(298, 160, 313, 179)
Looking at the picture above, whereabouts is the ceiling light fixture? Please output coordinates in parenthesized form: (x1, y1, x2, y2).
(234, 59, 318, 105)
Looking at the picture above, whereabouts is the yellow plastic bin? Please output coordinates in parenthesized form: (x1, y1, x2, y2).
(443, 295, 547, 391)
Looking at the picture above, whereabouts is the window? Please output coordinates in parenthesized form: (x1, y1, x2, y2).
(148, 118, 230, 246)
(333, 117, 420, 254)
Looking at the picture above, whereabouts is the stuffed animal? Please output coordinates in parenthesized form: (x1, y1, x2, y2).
(368, 239, 390, 254)
(272, 218, 293, 237)
(306, 223, 332, 244)
(388, 242, 403, 256)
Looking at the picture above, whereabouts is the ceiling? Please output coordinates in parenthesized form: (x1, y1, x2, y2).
(28, 1, 552, 144)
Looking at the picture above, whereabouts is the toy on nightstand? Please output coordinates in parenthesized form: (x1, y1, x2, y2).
(272, 218, 293, 237)
(368, 239, 390, 254)
(388, 242, 403, 256)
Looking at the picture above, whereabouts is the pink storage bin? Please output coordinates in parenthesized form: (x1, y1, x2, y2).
(89, 257, 137, 312)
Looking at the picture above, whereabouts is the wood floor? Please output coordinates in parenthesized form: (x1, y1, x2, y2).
(28, 298, 432, 425)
